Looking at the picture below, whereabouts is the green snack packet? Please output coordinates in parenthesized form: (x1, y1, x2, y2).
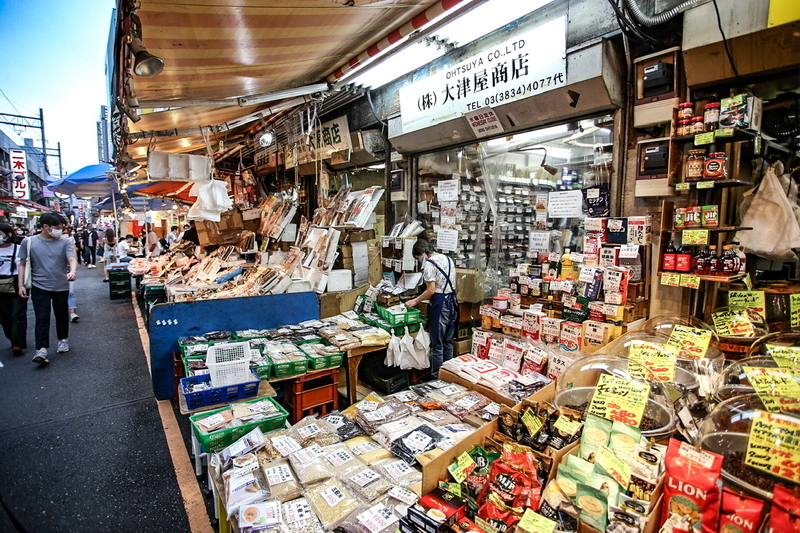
(579, 415, 611, 463)
(589, 471, 620, 509)
(576, 483, 609, 532)
(566, 455, 595, 485)
(609, 421, 641, 458)
(555, 463, 585, 499)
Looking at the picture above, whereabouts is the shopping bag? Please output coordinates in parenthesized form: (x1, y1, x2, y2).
(385, 330, 401, 367)
(413, 325, 431, 362)
(735, 163, 800, 262)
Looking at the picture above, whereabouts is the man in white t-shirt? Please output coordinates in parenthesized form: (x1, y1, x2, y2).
(117, 234, 134, 263)
(144, 223, 161, 258)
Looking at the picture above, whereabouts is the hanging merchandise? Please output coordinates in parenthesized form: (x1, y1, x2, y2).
(187, 179, 234, 222)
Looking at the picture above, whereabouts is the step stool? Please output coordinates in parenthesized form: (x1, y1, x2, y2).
(284, 367, 339, 423)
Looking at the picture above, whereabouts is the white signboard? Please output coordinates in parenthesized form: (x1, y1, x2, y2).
(399, 16, 567, 134)
(10, 149, 29, 200)
(465, 107, 505, 138)
(285, 115, 352, 167)
(437, 228, 459, 251)
(547, 190, 583, 218)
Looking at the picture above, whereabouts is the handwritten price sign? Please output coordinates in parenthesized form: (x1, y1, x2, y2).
(667, 325, 712, 360)
(743, 366, 800, 412)
(768, 344, 800, 368)
(588, 374, 651, 427)
(746, 410, 800, 484)
(791, 294, 800, 329)
(712, 310, 755, 337)
(627, 341, 678, 382)
(595, 445, 632, 488)
(728, 291, 767, 321)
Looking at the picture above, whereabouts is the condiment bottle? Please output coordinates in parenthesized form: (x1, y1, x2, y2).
(685, 150, 706, 181)
(692, 117, 706, 134)
(704, 102, 720, 131)
(559, 248, 574, 281)
(678, 102, 694, 120)
(675, 246, 693, 273)
(707, 245, 721, 275)
(692, 248, 708, 275)
(661, 242, 677, 272)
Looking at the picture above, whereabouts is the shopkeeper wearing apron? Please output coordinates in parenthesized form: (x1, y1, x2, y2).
(406, 239, 458, 379)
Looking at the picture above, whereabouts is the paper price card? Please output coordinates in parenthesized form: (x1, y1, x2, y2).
(681, 229, 708, 246)
(595, 445, 632, 488)
(439, 480, 462, 497)
(743, 366, 800, 411)
(517, 509, 556, 533)
(792, 294, 800, 329)
(767, 344, 800, 367)
(696, 181, 715, 189)
(447, 451, 477, 483)
(660, 273, 681, 287)
(554, 416, 582, 436)
(746, 410, 800, 484)
(695, 132, 715, 145)
(712, 310, 755, 337)
(522, 408, 544, 435)
(667, 325, 712, 359)
(619, 245, 640, 259)
(588, 374, 651, 427)
(627, 341, 678, 382)
(728, 291, 767, 321)
(679, 274, 701, 289)
(675, 183, 691, 191)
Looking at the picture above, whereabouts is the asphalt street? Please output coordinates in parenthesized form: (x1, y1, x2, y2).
(0, 261, 192, 532)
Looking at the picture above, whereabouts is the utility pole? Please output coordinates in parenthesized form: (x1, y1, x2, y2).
(0, 108, 62, 176)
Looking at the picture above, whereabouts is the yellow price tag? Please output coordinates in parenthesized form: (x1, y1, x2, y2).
(728, 291, 767, 321)
(746, 410, 800, 484)
(767, 345, 800, 367)
(588, 374, 651, 427)
(676, 183, 690, 191)
(715, 128, 735, 137)
(627, 341, 678, 382)
(595, 445, 632, 488)
(712, 310, 755, 337)
(743, 366, 800, 411)
(696, 181, 715, 189)
(438, 480, 461, 497)
(518, 509, 556, 533)
(695, 132, 715, 145)
(521, 409, 543, 435)
(791, 293, 800, 329)
(682, 230, 708, 245)
(680, 274, 701, 289)
(667, 325, 712, 359)
(553, 415, 582, 436)
(447, 452, 477, 483)
(660, 273, 681, 287)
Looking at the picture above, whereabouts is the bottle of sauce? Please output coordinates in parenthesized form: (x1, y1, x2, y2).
(721, 246, 738, 275)
(692, 248, 708, 275)
(707, 245, 721, 275)
(675, 246, 693, 273)
(661, 242, 677, 272)
(558, 248, 574, 281)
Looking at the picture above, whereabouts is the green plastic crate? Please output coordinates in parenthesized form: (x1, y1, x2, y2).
(376, 305, 421, 326)
(269, 357, 309, 378)
(304, 351, 345, 370)
(375, 321, 422, 336)
(189, 397, 289, 452)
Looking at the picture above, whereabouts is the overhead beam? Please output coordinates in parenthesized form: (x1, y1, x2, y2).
(137, 83, 330, 110)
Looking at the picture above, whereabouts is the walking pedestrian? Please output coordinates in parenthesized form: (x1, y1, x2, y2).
(68, 281, 79, 322)
(81, 225, 100, 268)
(405, 239, 458, 379)
(72, 227, 84, 265)
(0, 224, 28, 357)
(18, 212, 78, 365)
(102, 228, 119, 282)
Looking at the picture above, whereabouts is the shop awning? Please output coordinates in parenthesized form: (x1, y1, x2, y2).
(130, 180, 198, 204)
(120, 0, 443, 162)
(0, 197, 51, 212)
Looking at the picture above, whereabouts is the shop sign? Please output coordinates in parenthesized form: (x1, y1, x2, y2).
(465, 107, 504, 138)
(399, 16, 567, 134)
(10, 149, 29, 200)
(284, 115, 352, 167)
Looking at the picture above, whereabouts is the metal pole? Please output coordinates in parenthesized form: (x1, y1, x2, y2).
(39, 108, 49, 175)
(57, 142, 63, 177)
(111, 187, 120, 239)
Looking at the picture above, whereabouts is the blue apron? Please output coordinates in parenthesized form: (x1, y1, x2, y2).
(426, 257, 459, 332)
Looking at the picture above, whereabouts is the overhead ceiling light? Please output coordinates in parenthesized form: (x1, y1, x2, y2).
(129, 37, 164, 77)
(259, 130, 275, 148)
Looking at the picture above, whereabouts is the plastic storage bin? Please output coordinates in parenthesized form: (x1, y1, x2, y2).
(206, 341, 252, 387)
(190, 396, 289, 452)
(376, 305, 421, 326)
(180, 369, 261, 410)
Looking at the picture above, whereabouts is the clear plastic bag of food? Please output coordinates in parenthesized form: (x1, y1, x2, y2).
(336, 502, 400, 533)
(305, 478, 361, 530)
(260, 430, 303, 461)
(376, 416, 425, 444)
(354, 399, 413, 434)
(322, 411, 365, 441)
(281, 498, 326, 533)
(261, 457, 303, 502)
(390, 424, 447, 465)
(288, 415, 341, 447)
(287, 444, 334, 486)
(379, 487, 419, 519)
(373, 457, 422, 488)
(222, 452, 271, 519)
(441, 391, 492, 419)
(340, 464, 393, 502)
(320, 442, 364, 477)
(345, 436, 393, 465)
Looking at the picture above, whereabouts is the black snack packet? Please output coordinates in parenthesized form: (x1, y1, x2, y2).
(585, 184, 610, 217)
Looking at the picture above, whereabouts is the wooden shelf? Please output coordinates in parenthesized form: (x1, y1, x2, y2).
(671, 128, 790, 154)
(658, 272, 746, 283)
(670, 179, 754, 189)
(661, 226, 753, 233)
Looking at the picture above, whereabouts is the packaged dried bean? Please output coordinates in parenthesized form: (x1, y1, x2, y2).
(287, 444, 334, 486)
(282, 498, 326, 533)
(262, 458, 303, 502)
(373, 457, 423, 488)
(320, 442, 364, 476)
(288, 416, 340, 447)
(417, 410, 460, 426)
(261, 431, 303, 460)
(345, 436, 393, 465)
(305, 478, 361, 530)
(390, 424, 448, 465)
(322, 411, 365, 441)
(337, 502, 400, 533)
(441, 392, 492, 419)
(341, 464, 393, 502)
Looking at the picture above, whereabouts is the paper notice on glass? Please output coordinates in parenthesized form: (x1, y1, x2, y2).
(403, 238, 417, 270)
(437, 228, 459, 251)
(441, 201, 458, 229)
(529, 231, 551, 253)
(547, 190, 583, 218)
(352, 241, 370, 286)
(418, 200, 428, 214)
(438, 179, 460, 202)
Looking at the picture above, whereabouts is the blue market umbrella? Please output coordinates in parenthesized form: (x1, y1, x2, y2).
(47, 164, 117, 197)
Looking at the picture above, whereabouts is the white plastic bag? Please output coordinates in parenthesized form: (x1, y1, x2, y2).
(735, 163, 800, 262)
(413, 326, 430, 362)
(385, 330, 401, 367)
(399, 326, 429, 370)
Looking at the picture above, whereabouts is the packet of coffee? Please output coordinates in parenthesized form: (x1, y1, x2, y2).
(555, 463, 584, 500)
(629, 439, 666, 501)
(565, 455, 594, 484)
(769, 484, 800, 533)
(607, 505, 643, 533)
(589, 471, 620, 508)
(719, 487, 765, 533)
(576, 483, 609, 532)
(609, 421, 641, 458)
(660, 439, 723, 533)
(579, 414, 611, 463)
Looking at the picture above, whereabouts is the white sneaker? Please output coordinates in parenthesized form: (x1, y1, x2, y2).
(32, 349, 49, 364)
(57, 339, 69, 353)
(70, 312, 80, 322)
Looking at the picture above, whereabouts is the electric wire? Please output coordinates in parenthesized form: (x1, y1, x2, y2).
(710, 0, 741, 82)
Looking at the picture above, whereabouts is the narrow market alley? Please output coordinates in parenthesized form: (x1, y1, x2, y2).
(0, 265, 209, 532)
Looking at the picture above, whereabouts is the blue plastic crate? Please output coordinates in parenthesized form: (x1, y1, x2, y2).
(180, 368, 261, 410)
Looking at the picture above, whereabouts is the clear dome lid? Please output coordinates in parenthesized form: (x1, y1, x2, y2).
(699, 393, 800, 498)
(714, 355, 800, 402)
(642, 315, 719, 343)
(554, 354, 677, 438)
(745, 332, 800, 358)
(708, 306, 769, 338)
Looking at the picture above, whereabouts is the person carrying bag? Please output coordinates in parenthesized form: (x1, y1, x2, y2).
(405, 239, 458, 379)
(0, 223, 28, 357)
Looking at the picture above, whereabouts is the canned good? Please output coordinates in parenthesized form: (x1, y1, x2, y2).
(674, 208, 686, 229)
(692, 117, 706, 134)
(509, 293, 521, 310)
(685, 149, 706, 181)
(704, 152, 728, 179)
(492, 296, 508, 311)
(701, 205, 719, 227)
(678, 102, 694, 120)
(704, 102, 721, 131)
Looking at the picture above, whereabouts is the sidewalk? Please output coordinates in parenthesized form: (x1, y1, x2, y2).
(0, 262, 194, 532)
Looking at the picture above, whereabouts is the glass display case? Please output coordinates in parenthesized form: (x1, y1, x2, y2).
(412, 114, 615, 290)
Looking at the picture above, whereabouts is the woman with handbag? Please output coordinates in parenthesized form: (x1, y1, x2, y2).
(0, 223, 28, 357)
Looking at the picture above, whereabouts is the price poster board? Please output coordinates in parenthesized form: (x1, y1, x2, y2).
(588, 374, 651, 427)
(627, 341, 678, 382)
(711, 310, 755, 337)
(746, 410, 800, 484)
(728, 291, 767, 321)
(660, 273, 681, 287)
(682, 229, 709, 246)
(666, 325, 712, 359)
(743, 366, 800, 411)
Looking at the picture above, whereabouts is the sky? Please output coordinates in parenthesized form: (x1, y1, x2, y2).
(0, 0, 116, 178)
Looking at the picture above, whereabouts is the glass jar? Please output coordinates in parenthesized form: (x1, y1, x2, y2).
(676, 119, 692, 136)
(704, 152, 728, 179)
(685, 149, 706, 180)
(692, 116, 706, 134)
(678, 102, 694, 120)
(704, 102, 721, 131)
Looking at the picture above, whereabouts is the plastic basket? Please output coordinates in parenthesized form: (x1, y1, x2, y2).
(190, 396, 289, 452)
(304, 352, 345, 370)
(206, 341, 252, 387)
(376, 305, 421, 326)
(270, 357, 309, 378)
(180, 369, 261, 410)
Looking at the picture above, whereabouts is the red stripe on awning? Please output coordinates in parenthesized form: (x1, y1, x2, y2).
(411, 12, 429, 29)
(367, 44, 381, 57)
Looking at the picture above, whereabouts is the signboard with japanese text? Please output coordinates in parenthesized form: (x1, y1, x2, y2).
(10, 149, 29, 200)
(465, 107, 504, 138)
(284, 115, 352, 167)
(399, 16, 567, 134)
